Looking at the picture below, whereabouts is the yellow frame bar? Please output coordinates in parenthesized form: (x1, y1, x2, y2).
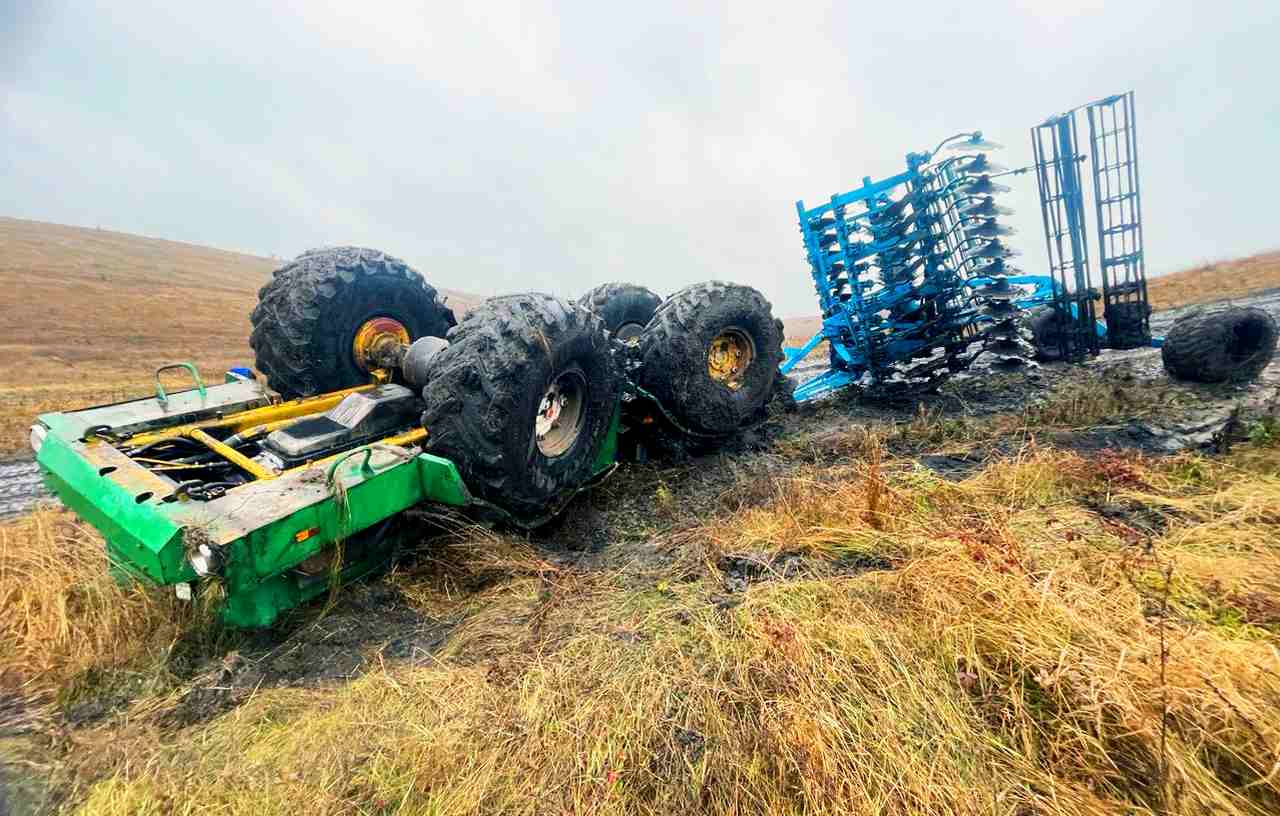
(125, 385, 377, 447)
(120, 377, 426, 485)
(188, 428, 278, 480)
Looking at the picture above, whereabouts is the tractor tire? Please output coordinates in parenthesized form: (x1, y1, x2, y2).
(1161, 306, 1278, 384)
(421, 293, 620, 520)
(577, 282, 663, 346)
(250, 247, 456, 398)
(638, 281, 784, 436)
(1028, 306, 1066, 362)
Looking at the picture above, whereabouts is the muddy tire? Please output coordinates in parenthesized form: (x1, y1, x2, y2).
(1104, 301, 1152, 350)
(250, 247, 456, 398)
(1028, 306, 1066, 362)
(638, 281, 784, 436)
(577, 282, 663, 345)
(421, 293, 620, 520)
(1161, 306, 1278, 383)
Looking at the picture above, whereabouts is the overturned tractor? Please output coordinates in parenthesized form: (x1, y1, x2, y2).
(31, 247, 785, 626)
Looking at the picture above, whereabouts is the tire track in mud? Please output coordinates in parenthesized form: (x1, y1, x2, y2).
(0, 459, 47, 520)
(3, 290, 1278, 521)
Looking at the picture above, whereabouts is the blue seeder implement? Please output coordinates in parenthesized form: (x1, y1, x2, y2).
(782, 91, 1157, 403)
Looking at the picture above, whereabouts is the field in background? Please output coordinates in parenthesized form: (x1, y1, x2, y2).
(0, 218, 478, 456)
(1147, 251, 1280, 311)
(781, 250, 1280, 344)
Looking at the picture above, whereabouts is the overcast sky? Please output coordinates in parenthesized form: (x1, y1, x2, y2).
(3, 1, 1278, 315)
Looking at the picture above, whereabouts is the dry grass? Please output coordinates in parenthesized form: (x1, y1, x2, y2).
(0, 509, 191, 696)
(9, 438, 1271, 815)
(0, 217, 479, 456)
(781, 250, 1280, 343)
(1148, 251, 1280, 312)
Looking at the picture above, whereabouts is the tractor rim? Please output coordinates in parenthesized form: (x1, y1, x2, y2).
(707, 327, 755, 390)
(535, 367, 587, 457)
(352, 317, 410, 372)
(615, 322, 645, 346)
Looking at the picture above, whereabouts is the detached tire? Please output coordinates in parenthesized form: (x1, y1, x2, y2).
(577, 282, 663, 345)
(250, 247, 456, 398)
(1161, 306, 1277, 383)
(1028, 306, 1066, 362)
(639, 281, 784, 436)
(421, 294, 620, 520)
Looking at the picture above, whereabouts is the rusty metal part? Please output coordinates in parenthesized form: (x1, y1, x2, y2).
(707, 328, 755, 390)
(353, 317, 411, 372)
(294, 547, 337, 576)
(614, 322, 645, 346)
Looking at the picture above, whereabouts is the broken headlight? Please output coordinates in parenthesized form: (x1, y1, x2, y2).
(29, 423, 47, 456)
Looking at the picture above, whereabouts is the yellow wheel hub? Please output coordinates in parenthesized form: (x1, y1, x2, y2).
(352, 317, 410, 372)
(707, 328, 755, 390)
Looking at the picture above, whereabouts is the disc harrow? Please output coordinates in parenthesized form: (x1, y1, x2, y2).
(783, 132, 1054, 402)
(783, 90, 1277, 402)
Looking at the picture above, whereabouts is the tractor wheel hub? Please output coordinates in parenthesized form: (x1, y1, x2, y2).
(352, 317, 410, 372)
(707, 328, 755, 390)
(535, 369, 586, 457)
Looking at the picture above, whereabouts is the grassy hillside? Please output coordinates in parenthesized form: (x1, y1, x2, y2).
(0, 218, 478, 457)
(1147, 251, 1280, 310)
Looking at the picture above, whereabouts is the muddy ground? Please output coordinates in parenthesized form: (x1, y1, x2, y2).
(1, 291, 1278, 814)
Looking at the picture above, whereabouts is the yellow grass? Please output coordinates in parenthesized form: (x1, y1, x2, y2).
(0, 510, 190, 694)
(30, 442, 1272, 816)
(1148, 251, 1280, 311)
(3, 223, 1279, 813)
(2, 429, 1273, 815)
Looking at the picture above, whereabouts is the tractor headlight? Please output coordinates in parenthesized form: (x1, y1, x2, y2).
(29, 423, 47, 456)
(188, 543, 224, 577)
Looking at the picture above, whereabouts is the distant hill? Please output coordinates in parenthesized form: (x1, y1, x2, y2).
(0, 217, 480, 455)
(1145, 251, 1280, 311)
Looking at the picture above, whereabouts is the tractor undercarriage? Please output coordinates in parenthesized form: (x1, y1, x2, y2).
(33, 252, 787, 627)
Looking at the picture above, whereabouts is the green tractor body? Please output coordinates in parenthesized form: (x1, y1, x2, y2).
(33, 372, 619, 628)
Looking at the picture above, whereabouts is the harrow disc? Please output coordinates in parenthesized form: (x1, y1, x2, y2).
(957, 175, 1012, 196)
(972, 277, 1017, 300)
(971, 258, 1022, 276)
(959, 197, 1015, 218)
(983, 299, 1018, 315)
(969, 239, 1020, 260)
(956, 154, 1008, 175)
(965, 219, 1016, 239)
(946, 136, 1004, 151)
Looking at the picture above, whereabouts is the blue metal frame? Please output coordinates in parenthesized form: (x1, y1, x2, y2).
(783, 133, 1055, 402)
(1031, 91, 1154, 358)
(783, 96, 1160, 403)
